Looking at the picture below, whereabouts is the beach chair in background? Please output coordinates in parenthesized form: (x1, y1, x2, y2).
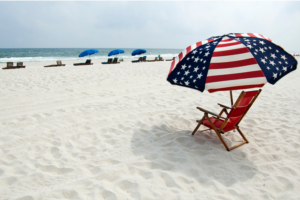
(73, 59, 93, 66)
(112, 58, 120, 64)
(142, 56, 147, 62)
(102, 58, 113, 64)
(166, 57, 175, 61)
(147, 57, 158, 62)
(159, 57, 164, 61)
(2, 62, 26, 70)
(44, 60, 66, 67)
(132, 57, 143, 63)
(16, 62, 26, 68)
(191, 89, 261, 151)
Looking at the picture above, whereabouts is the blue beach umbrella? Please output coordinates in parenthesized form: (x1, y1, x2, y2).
(131, 49, 146, 56)
(108, 49, 125, 57)
(79, 49, 99, 58)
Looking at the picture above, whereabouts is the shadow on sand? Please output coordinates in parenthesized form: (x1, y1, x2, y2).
(129, 124, 260, 187)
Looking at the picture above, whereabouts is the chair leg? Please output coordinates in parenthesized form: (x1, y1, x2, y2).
(191, 115, 205, 135)
(205, 114, 230, 151)
(237, 127, 249, 143)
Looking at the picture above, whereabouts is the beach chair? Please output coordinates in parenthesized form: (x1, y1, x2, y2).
(16, 62, 26, 68)
(102, 58, 113, 64)
(112, 58, 120, 64)
(132, 57, 143, 63)
(146, 57, 158, 62)
(2, 62, 19, 70)
(166, 57, 175, 61)
(142, 56, 147, 62)
(159, 57, 164, 61)
(44, 60, 65, 67)
(191, 89, 261, 151)
(73, 59, 93, 66)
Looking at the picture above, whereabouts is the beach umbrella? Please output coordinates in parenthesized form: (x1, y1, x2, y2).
(132, 49, 146, 56)
(108, 49, 125, 57)
(167, 33, 298, 105)
(79, 49, 99, 58)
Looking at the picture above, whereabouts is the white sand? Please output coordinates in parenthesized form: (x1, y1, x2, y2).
(0, 58, 299, 200)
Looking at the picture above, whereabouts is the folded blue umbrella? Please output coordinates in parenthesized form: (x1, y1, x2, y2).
(132, 49, 146, 56)
(79, 49, 99, 57)
(108, 49, 125, 57)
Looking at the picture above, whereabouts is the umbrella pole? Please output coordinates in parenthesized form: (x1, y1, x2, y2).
(230, 90, 233, 107)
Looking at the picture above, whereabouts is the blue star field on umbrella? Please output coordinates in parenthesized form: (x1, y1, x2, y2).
(230, 36, 297, 85)
(167, 38, 222, 92)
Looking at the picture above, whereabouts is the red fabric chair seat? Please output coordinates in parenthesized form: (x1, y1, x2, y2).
(203, 117, 237, 133)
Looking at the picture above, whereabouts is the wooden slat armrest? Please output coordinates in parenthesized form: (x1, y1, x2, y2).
(218, 103, 231, 109)
(196, 107, 227, 120)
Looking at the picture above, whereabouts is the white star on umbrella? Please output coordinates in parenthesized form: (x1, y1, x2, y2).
(264, 47, 267, 50)
(181, 64, 187, 70)
(253, 43, 257, 46)
(283, 67, 287, 72)
(177, 72, 180, 75)
(261, 58, 267, 64)
(279, 61, 282, 64)
(202, 67, 206, 70)
(194, 66, 199, 72)
(269, 46, 272, 49)
(267, 66, 270, 70)
(204, 52, 210, 57)
(197, 73, 203, 79)
(273, 73, 277, 79)
(269, 60, 276, 66)
(247, 44, 253, 49)
(173, 78, 177, 83)
(193, 79, 196, 83)
(194, 57, 199, 62)
(184, 70, 190, 76)
(192, 56, 194, 59)
(184, 80, 190, 86)
(192, 49, 197, 54)
(188, 65, 191, 68)
(276, 67, 279, 71)
(265, 56, 268, 59)
(259, 48, 265, 53)
(281, 55, 287, 60)
(276, 50, 279, 53)
(187, 57, 190, 61)
(190, 75, 193, 79)
(259, 40, 265, 45)
(270, 53, 276, 59)
(181, 77, 184, 80)
(199, 51, 202, 54)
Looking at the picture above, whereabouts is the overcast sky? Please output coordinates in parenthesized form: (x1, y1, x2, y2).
(0, 1, 299, 52)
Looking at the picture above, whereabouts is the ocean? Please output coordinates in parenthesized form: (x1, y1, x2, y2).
(0, 48, 182, 63)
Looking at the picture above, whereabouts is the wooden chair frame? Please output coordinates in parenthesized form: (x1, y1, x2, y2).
(191, 89, 261, 151)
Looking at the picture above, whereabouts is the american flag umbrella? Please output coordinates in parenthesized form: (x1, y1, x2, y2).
(167, 33, 298, 104)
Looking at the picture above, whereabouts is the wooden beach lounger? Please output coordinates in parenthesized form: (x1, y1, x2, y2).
(191, 89, 261, 151)
(166, 57, 175, 61)
(2, 62, 26, 70)
(147, 57, 158, 62)
(44, 60, 66, 67)
(73, 59, 93, 66)
(132, 57, 143, 63)
(159, 57, 164, 61)
(102, 58, 113, 64)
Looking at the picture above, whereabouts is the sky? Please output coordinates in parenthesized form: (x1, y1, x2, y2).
(0, 1, 299, 52)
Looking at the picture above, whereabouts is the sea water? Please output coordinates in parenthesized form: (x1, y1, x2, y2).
(0, 48, 181, 63)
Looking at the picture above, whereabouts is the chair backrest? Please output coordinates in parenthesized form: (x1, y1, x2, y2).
(155, 57, 158, 61)
(86, 59, 91, 64)
(113, 58, 118, 63)
(159, 57, 163, 61)
(139, 57, 143, 61)
(7, 62, 13, 67)
(108, 58, 113, 63)
(143, 56, 146, 61)
(225, 89, 261, 128)
(17, 62, 23, 66)
(57, 61, 62, 65)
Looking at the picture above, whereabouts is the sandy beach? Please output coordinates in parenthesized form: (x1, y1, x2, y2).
(0, 58, 299, 200)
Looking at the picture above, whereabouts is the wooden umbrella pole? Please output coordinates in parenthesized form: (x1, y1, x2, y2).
(230, 90, 233, 107)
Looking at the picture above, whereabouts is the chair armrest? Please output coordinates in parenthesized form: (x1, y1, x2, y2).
(218, 103, 231, 109)
(196, 107, 227, 120)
